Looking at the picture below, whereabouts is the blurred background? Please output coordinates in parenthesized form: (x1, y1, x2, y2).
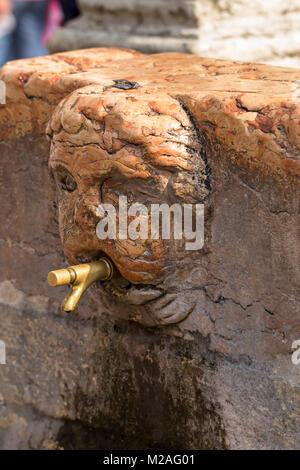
(1, 0, 300, 68)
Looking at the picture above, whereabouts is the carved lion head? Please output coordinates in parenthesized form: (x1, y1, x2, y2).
(47, 85, 210, 325)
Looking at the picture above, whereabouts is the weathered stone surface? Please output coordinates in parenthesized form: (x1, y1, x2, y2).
(48, 0, 300, 67)
(0, 48, 299, 449)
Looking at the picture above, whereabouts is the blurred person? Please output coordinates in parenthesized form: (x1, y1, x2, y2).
(0, 0, 16, 47)
(0, 0, 48, 67)
(59, 0, 78, 23)
(0, 0, 12, 17)
(43, 0, 62, 44)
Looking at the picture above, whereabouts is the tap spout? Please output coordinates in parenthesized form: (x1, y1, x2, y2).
(47, 258, 114, 312)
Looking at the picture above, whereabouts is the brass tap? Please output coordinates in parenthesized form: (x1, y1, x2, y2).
(47, 258, 114, 312)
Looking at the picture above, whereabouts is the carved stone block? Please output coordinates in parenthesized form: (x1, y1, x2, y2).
(0, 48, 299, 449)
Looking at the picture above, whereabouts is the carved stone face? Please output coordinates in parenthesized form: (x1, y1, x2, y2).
(48, 87, 209, 325)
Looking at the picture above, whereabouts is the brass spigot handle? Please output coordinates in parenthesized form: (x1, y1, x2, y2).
(47, 258, 114, 312)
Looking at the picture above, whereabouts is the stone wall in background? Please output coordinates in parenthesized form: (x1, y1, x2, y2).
(48, 0, 300, 67)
